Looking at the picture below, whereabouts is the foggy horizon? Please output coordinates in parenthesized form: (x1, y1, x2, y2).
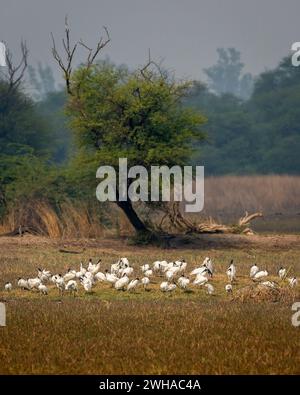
(1, 0, 300, 84)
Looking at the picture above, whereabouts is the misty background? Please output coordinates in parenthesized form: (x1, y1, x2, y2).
(1, 0, 300, 235)
(1, 0, 299, 82)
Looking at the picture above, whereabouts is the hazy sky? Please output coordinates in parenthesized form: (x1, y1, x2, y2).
(1, 0, 299, 83)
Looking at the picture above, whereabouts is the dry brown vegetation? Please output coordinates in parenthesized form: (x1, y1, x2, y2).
(0, 200, 132, 239)
(203, 175, 300, 217)
(1, 175, 299, 238)
(0, 235, 299, 374)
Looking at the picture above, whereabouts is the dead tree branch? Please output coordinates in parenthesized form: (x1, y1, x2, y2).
(139, 49, 167, 82)
(3, 41, 28, 91)
(51, 16, 110, 95)
(79, 26, 110, 68)
(161, 202, 263, 235)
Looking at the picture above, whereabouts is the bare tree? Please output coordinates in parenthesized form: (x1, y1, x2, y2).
(0, 40, 29, 91)
(51, 16, 110, 95)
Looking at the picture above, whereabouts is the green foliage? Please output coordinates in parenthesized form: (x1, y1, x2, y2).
(188, 56, 300, 174)
(0, 81, 52, 156)
(67, 63, 206, 172)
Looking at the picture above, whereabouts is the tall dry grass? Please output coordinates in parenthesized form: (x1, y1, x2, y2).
(0, 175, 299, 237)
(202, 175, 300, 218)
(0, 200, 133, 238)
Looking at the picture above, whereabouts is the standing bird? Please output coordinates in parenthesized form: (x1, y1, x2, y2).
(226, 260, 236, 283)
(127, 278, 139, 292)
(177, 275, 190, 290)
(278, 267, 287, 280)
(190, 266, 211, 277)
(63, 269, 76, 283)
(94, 271, 106, 282)
(38, 268, 51, 283)
(4, 282, 12, 292)
(105, 270, 118, 286)
(76, 262, 87, 279)
(144, 269, 153, 278)
(115, 275, 129, 291)
(141, 277, 150, 291)
(84, 271, 94, 283)
(120, 266, 134, 277)
(288, 277, 298, 288)
(225, 284, 233, 294)
(253, 270, 268, 281)
(165, 268, 177, 282)
(141, 264, 150, 273)
(65, 280, 78, 296)
(250, 264, 259, 278)
(81, 277, 93, 293)
(160, 281, 176, 293)
(17, 278, 29, 290)
(55, 275, 65, 295)
(88, 259, 101, 275)
(175, 259, 187, 273)
(28, 277, 41, 290)
(193, 274, 208, 286)
(204, 257, 214, 275)
(38, 283, 48, 295)
(204, 283, 214, 295)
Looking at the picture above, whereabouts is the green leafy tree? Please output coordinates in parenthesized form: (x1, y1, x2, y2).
(64, 63, 206, 232)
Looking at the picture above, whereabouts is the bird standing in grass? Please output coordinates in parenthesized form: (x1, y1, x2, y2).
(278, 267, 287, 280)
(38, 268, 51, 283)
(225, 284, 233, 294)
(95, 271, 106, 282)
(38, 283, 48, 295)
(204, 283, 214, 295)
(288, 277, 298, 288)
(141, 277, 150, 290)
(55, 275, 65, 295)
(127, 278, 139, 292)
(4, 282, 12, 291)
(17, 278, 29, 290)
(81, 277, 93, 293)
(250, 264, 259, 278)
(28, 277, 41, 290)
(226, 260, 236, 283)
(202, 257, 214, 276)
(63, 269, 76, 283)
(177, 275, 190, 290)
(253, 270, 268, 281)
(160, 281, 176, 293)
(65, 280, 78, 296)
(115, 274, 129, 291)
(105, 270, 118, 286)
(88, 259, 101, 275)
(144, 269, 153, 278)
(141, 264, 150, 273)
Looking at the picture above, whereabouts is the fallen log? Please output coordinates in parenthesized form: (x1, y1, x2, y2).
(162, 203, 263, 235)
(58, 247, 86, 254)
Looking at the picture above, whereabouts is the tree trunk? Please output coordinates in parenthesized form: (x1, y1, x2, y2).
(116, 200, 148, 233)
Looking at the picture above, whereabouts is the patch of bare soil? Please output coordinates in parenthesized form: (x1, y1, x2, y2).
(0, 232, 299, 252)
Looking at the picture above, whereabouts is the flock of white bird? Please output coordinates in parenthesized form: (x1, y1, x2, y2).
(3, 256, 298, 296)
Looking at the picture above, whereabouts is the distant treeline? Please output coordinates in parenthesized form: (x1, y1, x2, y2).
(26, 49, 300, 175)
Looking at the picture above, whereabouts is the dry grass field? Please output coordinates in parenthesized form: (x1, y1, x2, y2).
(0, 235, 299, 374)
